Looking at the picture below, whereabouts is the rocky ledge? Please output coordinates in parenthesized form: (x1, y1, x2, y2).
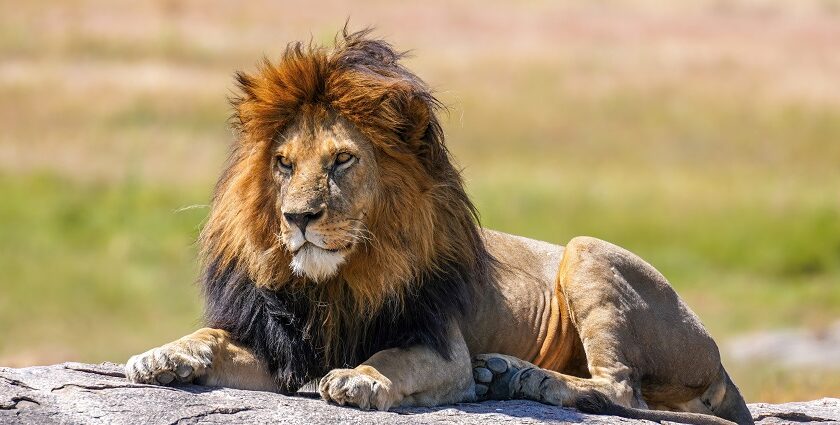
(1, 363, 837, 424)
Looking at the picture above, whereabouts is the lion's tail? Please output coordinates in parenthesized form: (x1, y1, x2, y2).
(575, 367, 753, 425)
(575, 392, 737, 425)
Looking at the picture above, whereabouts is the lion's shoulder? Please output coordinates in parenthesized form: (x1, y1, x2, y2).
(482, 228, 564, 283)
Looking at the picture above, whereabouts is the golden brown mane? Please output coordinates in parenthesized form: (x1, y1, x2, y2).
(199, 29, 492, 368)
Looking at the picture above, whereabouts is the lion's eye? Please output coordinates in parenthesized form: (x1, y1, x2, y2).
(333, 152, 356, 171)
(276, 155, 293, 173)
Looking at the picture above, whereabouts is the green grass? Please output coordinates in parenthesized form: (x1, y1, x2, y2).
(0, 174, 207, 364)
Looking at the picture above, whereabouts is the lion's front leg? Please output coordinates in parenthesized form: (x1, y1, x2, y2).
(125, 327, 277, 391)
(318, 324, 474, 410)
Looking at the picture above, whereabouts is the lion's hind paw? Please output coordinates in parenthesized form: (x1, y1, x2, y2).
(472, 353, 530, 401)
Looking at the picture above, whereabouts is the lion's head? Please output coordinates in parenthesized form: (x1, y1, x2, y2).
(201, 29, 492, 343)
(270, 111, 378, 282)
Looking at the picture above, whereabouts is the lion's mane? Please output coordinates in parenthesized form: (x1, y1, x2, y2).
(199, 29, 494, 392)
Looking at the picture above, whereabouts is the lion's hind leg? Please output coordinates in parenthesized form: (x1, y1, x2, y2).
(552, 236, 750, 424)
(472, 353, 643, 408)
(469, 236, 750, 425)
(472, 353, 738, 425)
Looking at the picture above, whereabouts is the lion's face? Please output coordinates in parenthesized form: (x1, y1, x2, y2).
(272, 112, 378, 282)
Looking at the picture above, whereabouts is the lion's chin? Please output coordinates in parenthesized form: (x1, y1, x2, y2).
(290, 244, 346, 282)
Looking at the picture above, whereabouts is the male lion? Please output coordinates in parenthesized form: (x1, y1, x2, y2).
(126, 30, 752, 425)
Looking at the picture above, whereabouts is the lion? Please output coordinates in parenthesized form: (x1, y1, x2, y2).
(125, 29, 753, 425)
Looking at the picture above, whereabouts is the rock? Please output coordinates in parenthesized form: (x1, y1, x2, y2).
(749, 399, 840, 424)
(727, 321, 840, 369)
(1, 362, 837, 424)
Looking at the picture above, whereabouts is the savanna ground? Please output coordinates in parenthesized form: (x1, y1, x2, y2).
(1, 0, 838, 403)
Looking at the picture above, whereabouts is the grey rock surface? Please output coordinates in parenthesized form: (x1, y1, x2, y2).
(727, 321, 840, 369)
(1, 362, 838, 424)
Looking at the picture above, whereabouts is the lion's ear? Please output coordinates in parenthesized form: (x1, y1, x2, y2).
(402, 96, 431, 143)
(396, 91, 447, 169)
(229, 70, 255, 131)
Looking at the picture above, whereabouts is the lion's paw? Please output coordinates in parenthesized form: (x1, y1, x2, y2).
(318, 367, 398, 411)
(125, 339, 213, 386)
(472, 353, 533, 401)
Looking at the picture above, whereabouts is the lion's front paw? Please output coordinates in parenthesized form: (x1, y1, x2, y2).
(318, 366, 399, 411)
(125, 339, 213, 386)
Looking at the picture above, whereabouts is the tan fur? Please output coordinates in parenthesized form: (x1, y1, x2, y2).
(468, 236, 751, 424)
(125, 30, 750, 425)
(126, 328, 276, 391)
(318, 323, 473, 410)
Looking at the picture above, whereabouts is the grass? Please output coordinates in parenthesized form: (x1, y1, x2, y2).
(0, 174, 206, 364)
(1, 0, 839, 403)
(730, 363, 840, 403)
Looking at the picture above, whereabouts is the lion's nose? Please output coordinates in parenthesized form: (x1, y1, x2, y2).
(283, 209, 324, 233)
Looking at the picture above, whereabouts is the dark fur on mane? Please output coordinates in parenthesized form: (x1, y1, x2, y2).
(203, 254, 475, 393)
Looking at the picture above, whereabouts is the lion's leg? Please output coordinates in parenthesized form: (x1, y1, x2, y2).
(473, 236, 750, 424)
(125, 327, 277, 391)
(558, 237, 742, 396)
(557, 236, 749, 423)
(318, 323, 474, 411)
(472, 353, 742, 425)
(472, 353, 642, 408)
(473, 236, 653, 409)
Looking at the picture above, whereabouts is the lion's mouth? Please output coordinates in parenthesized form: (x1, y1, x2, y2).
(294, 241, 349, 254)
(289, 243, 347, 281)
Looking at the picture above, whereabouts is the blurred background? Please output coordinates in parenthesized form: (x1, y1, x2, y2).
(1, 0, 838, 402)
